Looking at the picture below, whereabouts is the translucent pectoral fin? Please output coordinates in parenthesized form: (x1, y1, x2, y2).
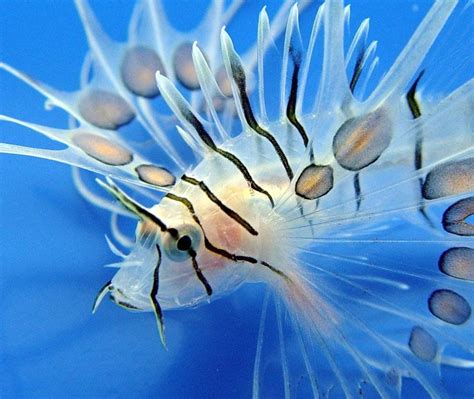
(0, 115, 176, 194)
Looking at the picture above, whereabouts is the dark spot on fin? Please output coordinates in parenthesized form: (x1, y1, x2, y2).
(121, 46, 164, 98)
(333, 108, 392, 171)
(295, 164, 334, 200)
(135, 164, 176, 187)
(78, 89, 135, 130)
(439, 247, 474, 281)
(422, 158, 474, 200)
(428, 289, 471, 325)
(173, 42, 202, 90)
(442, 197, 474, 236)
(215, 66, 233, 97)
(408, 326, 438, 362)
(72, 133, 133, 166)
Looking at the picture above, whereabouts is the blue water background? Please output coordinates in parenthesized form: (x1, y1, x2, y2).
(0, 1, 472, 398)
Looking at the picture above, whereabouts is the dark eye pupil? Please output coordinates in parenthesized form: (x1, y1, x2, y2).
(177, 235, 192, 251)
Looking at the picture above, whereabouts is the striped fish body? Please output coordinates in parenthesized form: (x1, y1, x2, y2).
(110, 127, 297, 311)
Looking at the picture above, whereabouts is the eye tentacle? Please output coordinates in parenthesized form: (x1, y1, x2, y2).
(97, 176, 168, 232)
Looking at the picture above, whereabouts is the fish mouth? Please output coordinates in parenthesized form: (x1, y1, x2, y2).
(92, 281, 145, 313)
(109, 288, 145, 312)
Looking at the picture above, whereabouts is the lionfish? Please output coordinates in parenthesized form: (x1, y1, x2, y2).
(1, 0, 473, 397)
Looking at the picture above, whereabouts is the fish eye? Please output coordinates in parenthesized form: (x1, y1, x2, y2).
(164, 224, 202, 262)
(177, 235, 192, 251)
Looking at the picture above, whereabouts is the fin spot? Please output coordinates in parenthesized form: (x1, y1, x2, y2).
(408, 326, 438, 362)
(385, 368, 401, 388)
(439, 247, 474, 281)
(422, 158, 474, 200)
(428, 289, 471, 325)
(295, 164, 334, 200)
(121, 46, 164, 98)
(215, 66, 233, 98)
(78, 89, 135, 129)
(332, 108, 392, 171)
(73, 133, 133, 166)
(173, 42, 202, 90)
(442, 196, 474, 236)
(135, 164, 176, 187)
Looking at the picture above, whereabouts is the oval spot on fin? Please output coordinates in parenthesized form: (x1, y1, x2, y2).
(121, 46, 164, 98)
(73, 133, 133, 166)
(428, 289, 471, 325)
(295, 164, 334, 200)
(439, 247, 474, 281)
(442, 196, 474, 236)
(215, 66, 233, 98)
(173, 42, 202, 91)
(423, 158, 474, 200)
(332, 108, 392, 171)
(385, 368, 401, 388)
(408, 326, 438, 362)
(78, 89, 135, 130)
(136, 164, 176, 187)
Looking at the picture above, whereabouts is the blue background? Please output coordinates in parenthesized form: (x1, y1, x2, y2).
(0, 1, 472, 398)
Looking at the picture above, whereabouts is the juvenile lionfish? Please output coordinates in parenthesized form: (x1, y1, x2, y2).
(0, 0, 473, 397)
